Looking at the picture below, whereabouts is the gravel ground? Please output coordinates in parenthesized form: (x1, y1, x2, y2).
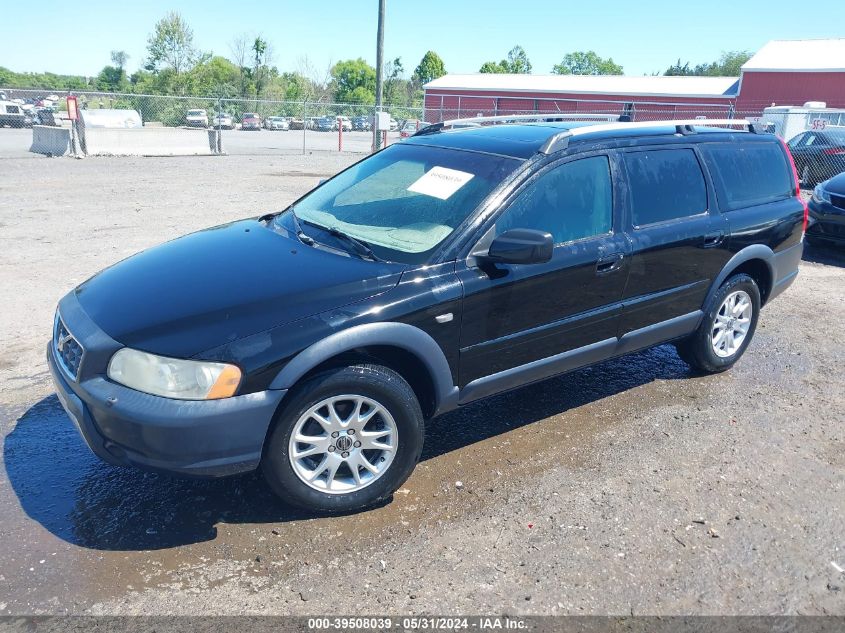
(0, 154, 843, 616)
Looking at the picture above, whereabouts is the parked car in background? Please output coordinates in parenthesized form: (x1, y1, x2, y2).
(807, 172, 845, 246)
(264, 116, 290, 131)
(352, 116, 371, 131)
(48, 117, 806, 514)
(399, 120, 424, 139)
(31, 107, 58, 126)
(0, 101, 28, 127)
(787, 128, 845, 187)
(317, 116, 336, 132)
(241, 112, 261, 130)
(337, 116, 352, 132)
(289, 117, 305, 130)
(186, 109, 209, 128)
(212, 113, 235, 130)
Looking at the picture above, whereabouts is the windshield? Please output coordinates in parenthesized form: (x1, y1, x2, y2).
(187, 110, 205, 116)
(283, 143, 521, 264)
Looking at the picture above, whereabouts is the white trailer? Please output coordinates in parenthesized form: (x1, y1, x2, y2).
(759, 102, 845, 142)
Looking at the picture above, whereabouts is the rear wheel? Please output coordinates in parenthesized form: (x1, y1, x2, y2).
(262, 364, 424, 513)
(675, 274, 761, 374)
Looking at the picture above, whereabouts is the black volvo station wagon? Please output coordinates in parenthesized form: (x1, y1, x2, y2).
(49, 117, 807, 513)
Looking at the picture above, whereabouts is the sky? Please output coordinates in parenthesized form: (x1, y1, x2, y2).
(2, 0, 844, 78)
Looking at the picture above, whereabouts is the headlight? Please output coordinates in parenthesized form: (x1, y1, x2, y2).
(812, 183, 831, 205)
(107, 349, 242, 400)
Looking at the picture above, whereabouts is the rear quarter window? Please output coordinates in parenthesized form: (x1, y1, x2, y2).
(703, 142, 793, 211)
(623, 148, 708, 227)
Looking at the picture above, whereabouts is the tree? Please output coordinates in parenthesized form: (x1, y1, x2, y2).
(479, 45, 532, 74)
(384, 57, 406, 105)
(663, 50, 752, 76)
(145, 12, 197, 76)
(331, 58, 376, 104)
(413, 51, 446, 85)
(110, 51, 129, 72)
(504, 45, 532, 74)
(552, 51, 623, 75)
(479, 61, 506, 74)
(251, 36, 273, 98)
(95, 65, 127, 92)
(187, 56, 240, 97)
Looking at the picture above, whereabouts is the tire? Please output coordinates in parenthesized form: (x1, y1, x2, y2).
(262, 364, 424, 513)
(675, 273, 761, 374)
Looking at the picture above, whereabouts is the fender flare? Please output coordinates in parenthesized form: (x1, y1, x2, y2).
(703, 244, 774, 307)
(269, 322, 459, 415)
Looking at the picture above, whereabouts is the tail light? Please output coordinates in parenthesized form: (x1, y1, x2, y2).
(779, 138, 808, 233)
(823, 148, 845, 156)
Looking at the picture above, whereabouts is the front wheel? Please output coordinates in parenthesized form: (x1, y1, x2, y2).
(262, 364, 424, 513)
(675, 273, 761, 374)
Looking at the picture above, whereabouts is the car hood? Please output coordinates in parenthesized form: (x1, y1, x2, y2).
(74, 219, 405, 358)
(824, 172, 845, 196)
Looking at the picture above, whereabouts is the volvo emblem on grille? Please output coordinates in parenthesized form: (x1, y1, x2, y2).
(57, 331, 73, 353)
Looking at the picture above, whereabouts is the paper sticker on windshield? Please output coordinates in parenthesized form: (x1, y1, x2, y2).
(407, 166, 474, 200)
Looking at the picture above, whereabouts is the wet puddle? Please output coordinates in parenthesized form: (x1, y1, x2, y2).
(1, 344, 698, 611)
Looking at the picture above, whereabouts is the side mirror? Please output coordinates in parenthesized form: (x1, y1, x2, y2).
(481, 228, 553, 265)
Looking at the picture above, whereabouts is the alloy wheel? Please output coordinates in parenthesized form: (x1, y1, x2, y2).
(711, 290, 753, 358)
(288, 395, 398, 494)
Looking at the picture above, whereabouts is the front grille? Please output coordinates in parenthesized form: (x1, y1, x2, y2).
(54, 315, 84, 380)
(831, 194, 845, 211)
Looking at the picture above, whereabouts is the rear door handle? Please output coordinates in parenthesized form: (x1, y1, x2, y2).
(703, 230, 725, 248)
(596, 252, 624, 275)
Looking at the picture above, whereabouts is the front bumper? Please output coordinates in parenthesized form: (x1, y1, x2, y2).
(47, 293, 286, 478)
(807, 198, 845, 243)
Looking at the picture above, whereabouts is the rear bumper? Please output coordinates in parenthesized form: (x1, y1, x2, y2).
(768, 241, 804, 302)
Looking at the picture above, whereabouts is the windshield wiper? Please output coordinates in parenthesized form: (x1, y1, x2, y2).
(301, 219, 379, 261)
(284, 207, 315, 246)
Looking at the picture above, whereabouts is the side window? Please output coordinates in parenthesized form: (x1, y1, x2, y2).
(787, 133, 805, 149)
(498, 156, 612, 245)
(703, 142, 793, 211)
(624, 149, 707, 227)
(804, 134, 818, 146)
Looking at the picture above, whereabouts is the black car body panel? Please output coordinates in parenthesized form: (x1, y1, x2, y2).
(807, 172, 845, 243)
(50, 122, 806, 477)
(74, 219, 405, 358)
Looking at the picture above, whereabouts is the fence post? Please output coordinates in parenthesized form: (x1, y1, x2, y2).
(216, 97, 223, 154)
(338, 116, 343, 152)
(302, 102, 307, 155)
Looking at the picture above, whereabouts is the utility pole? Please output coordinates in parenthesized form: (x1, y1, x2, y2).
(373, 0, 386, 151)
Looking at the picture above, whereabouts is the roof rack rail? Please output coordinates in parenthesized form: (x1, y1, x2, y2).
(539, 118, 757, 154)
(413, 113, 620, 137)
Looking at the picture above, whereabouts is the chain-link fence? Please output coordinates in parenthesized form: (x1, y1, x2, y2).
(3, 86, 844, 188)
(0, 88, 425, 156)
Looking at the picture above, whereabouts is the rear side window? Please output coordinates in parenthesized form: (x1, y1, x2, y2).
(703, 142, 793, 211)
(624, 149, 707, 227)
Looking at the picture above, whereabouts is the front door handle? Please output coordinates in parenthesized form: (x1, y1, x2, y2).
(596, 252, 624, 275)
(703, 230, 725, 248)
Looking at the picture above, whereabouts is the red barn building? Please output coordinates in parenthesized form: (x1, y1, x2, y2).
(736, 39, 845, 112)
(423, 38, 845, 121)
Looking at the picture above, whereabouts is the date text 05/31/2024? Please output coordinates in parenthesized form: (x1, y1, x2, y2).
(307, 617, 528, 630)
